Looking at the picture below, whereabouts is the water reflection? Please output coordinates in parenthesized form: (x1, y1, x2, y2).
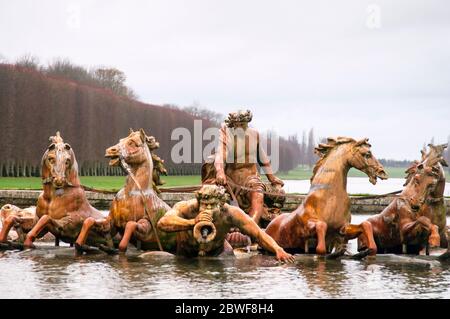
(295, 259, 349, 298)
(2, 237, 450, 298)
(3, 176, 449, 298)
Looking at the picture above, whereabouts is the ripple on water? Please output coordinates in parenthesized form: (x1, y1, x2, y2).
(1, 240, 450, 298)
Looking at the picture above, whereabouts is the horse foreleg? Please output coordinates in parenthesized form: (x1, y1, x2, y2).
(401, 218, 440, 248)
(75, 217, 96, 248)
(118, 221, 138, 252)
(416, 217, 440, 247)
(307, 220, 327, 255)
(119, 219, 153, 252)
(0, 215, 20, 242)
(24, 215, 51, 248)
(75, 217, 110, 253)
(429, 226, 440, 247)
(342, 222, 377, 255)
(400, 221, 417, 248)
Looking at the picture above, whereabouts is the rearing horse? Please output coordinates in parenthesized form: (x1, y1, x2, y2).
(358, 159, 441, 254)
(405, 144, 448, 248)
(75, 129, 176, 253)
(19, 132, 109, 248)
(265, 137, 388, 256)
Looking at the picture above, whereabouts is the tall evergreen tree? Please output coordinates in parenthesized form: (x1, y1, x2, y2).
(307, 128, 315, 167)
(301, 131, 307, 166)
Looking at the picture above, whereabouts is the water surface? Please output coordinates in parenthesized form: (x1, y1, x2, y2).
(284, 177, 450, 196)
(1, 215, 449, 299)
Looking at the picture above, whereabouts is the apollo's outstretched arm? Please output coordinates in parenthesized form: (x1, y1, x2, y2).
(228, 205, 294, 262)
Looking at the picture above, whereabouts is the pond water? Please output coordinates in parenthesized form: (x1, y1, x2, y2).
(284, 177, 450, 196)
(0, 215, 449, 299)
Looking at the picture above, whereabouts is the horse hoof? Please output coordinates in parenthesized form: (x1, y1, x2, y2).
(75, 243, 95, 254)
(326, 249, 346, 260)
(9, 242, 25, 250)
(24, 243, 36, 250)
(438, 251, 450, 261)
(99, 244, 119, 255)
(351, 249, 371, 260)
(0, 242, 12, 250)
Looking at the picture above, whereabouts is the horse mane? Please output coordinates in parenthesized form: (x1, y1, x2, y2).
(311, 137, 361, 182)
(404, 161, 420, 186)
(49, 131, 64, 144)
(404, 143, 448, 186)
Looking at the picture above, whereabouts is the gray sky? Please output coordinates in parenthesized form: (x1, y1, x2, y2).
(1, 0, 449, 160)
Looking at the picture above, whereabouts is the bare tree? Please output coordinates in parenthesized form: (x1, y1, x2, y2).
(93, 67, 139, 100)
(15, 54, 40, 70)
(126, 87, 139, 100)
(183, 104, 224, 126)
(47, 58, 94, 84)
(93, 68, 127, 95)
(46, 59, 138, 100)
(0, 60, 304, 176)
(300, 131, 307, 166)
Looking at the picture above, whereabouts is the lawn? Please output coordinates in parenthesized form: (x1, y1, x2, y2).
(0, 167, 447, 191)
(0, 175, 202, 191)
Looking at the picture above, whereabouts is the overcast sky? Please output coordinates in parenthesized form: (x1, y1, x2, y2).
(1, 0, 449, 160)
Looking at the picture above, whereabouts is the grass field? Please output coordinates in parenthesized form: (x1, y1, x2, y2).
(0, 167, 447, 191)
(0, 175, 202, 191)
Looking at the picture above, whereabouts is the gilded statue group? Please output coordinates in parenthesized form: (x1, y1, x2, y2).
(1, 110, 449, 262)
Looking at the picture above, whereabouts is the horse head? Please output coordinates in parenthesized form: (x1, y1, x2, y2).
(404, 162, 441, 212)
(314, 137, 388, 185)
(405, 143, 448, 198)
(105, 128, 154, 169)
(41, 132, 79, 189)
(347, 138, 388, 185)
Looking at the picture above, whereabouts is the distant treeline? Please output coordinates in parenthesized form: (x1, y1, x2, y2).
(379, 159, 412, 168)
(0, 63, 303, 177)
(374, 138, 450, 172)
(429, 138, 450, 173)
(11, 54, 138, 100)
(297, 133, 450, 171)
